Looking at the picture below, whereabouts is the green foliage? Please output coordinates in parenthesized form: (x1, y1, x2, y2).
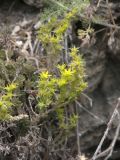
(37, 47, 87, 129)
(38, 9, 78, 70)
(0, 50, 38, 120)
(56, 108, 78, 129)
(57, 47, 87, 102)
(38, 8, 77, 49)
(37, 9, 87, 129)
(38, 5, 93, 63)
(37, 71, 56, 109)
(0, 83, 17, 120)
(40, 0, 90, 21)
(0, 8, 87, 133)
(37, 47, 86, 110)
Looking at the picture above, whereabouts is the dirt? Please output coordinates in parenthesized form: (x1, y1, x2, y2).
(0, 0, 40, 32)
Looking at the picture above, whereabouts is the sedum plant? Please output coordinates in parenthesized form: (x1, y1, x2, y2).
(37, 9, 87, 129)
(0, 83, 17, 120)
(37, 46, 87, 128)
(0, 9, 87, 131)
(57, 47, 87, 103)
(37, 47, 87, 109)
(37, 71, 56, 109)
(38, 8, 77, 48)
(38, 9, 78, 70)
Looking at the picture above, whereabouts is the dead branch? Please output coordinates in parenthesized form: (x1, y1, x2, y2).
(76, 101, 81, 157)
(92, 98, 120, 160)
(75, 100, 105, 123)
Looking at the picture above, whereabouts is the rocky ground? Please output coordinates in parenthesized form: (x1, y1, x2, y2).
(0, 0, 41, 32)
(0, 0, 120, 159)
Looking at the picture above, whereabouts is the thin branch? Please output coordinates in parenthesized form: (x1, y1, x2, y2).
(49, 0, 68, 10)
(81, 93, 93, 107)
(75, 100, 105, 123)
(97, 0, 102, 7)
(91, 98, 120, 160)
(104, 112, 120, 160)
(76, 101, 81, 157)
(106, 0, 116, 26)
(28, 97, 38, 117)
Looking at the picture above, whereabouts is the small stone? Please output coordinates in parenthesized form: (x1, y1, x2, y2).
(11, 26, 20, 35)
(16, 41, 23, 47)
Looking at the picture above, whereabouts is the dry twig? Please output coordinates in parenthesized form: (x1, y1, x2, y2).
(92, 98, 120, 160)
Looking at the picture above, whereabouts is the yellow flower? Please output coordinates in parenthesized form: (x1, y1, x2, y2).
(70, 46, 79, 54)
(40, 71, 51, 79)
(62, 68, 74, 78)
